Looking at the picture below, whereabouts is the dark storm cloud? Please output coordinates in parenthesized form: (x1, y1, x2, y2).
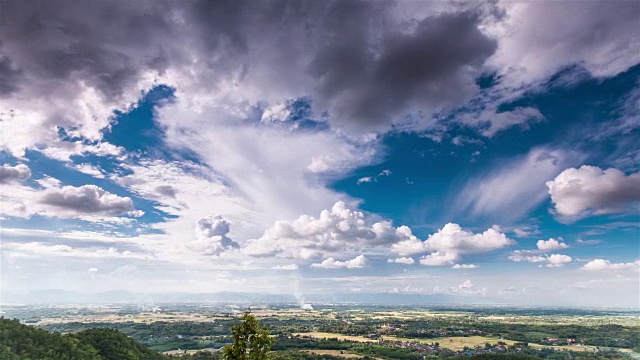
(0, 0, 497, 132)
(40, 185, 135, 216)
(187, 0, 249, 55)
(155, 185, 177, 198)
(0, 0, 175, 102)
(0, 55, 22, 96)
(311, 11, 497, 129)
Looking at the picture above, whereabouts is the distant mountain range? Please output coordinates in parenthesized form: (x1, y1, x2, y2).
(1, 289, 499, 306)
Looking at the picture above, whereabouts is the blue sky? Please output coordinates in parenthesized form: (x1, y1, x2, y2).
(0, 1, 639, 307)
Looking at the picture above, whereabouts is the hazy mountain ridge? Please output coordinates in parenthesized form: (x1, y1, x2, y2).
(2, 289, 494, 306)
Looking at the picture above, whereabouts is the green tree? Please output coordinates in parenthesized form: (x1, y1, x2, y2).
(74, 328, 167, 360)
(223, 312, 274, 360)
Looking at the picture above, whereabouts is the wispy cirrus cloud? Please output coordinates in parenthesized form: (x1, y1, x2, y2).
(454, 147, 584, 223)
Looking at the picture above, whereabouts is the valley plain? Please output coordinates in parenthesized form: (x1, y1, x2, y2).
(3, 302, 639, 359)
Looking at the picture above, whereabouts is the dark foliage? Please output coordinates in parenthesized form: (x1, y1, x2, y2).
(0, 318, 100, 359)
(74, 328, 167, 360)
(0, 317, 169, 360)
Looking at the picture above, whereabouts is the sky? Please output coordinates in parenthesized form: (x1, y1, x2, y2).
(0, 0, 639, 308)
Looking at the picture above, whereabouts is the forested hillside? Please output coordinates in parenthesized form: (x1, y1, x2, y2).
(0, 318, 167, 360)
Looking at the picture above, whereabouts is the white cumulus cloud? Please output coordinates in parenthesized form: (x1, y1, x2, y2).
(0, 164, 31, 183)
(387, 257, 415, 265)
(357, 176, 374, 184)
(546, 254, 573, 267)
(582, 259, 640, 271)
(509, 250, 547, 263)
(191, 215, 239, 256)
(510, 251, 572, 267)
(39, 185, 137, 217)
(459, 279, 474, 289)
(196, 216, 231, 239)
(311, 255, 368, 269)
(419, 251, 460, 266)
(487, 1, 640, 86)
(272, 264, 300, 271)
(244, 201, 416, 259)
(546, 165, 640, 221)
(536, 238, 569, 251)
(452, 264, 478, 269)
(392, 223, 515, 256)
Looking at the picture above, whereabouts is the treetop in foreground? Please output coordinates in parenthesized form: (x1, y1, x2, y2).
(223, 311, 275, 360)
